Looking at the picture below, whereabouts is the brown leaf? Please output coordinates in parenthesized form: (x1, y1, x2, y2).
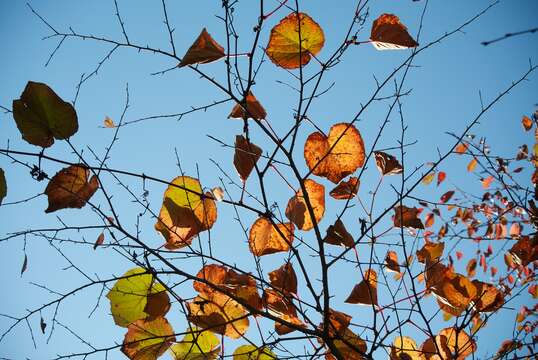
(248, 217, 294, 256)
(323, 219, 355, 247)
(323, 327, 367, 360)
(233, 135, 262, 181)
(285, 179, 325, 231)
(94, 232, 105, 250)
(121, 317, 175, 360)
(263, 289, 304, 335)
(345, 269, 378, 306)
(329, 177, 360, 200)
(179, 28, 225, 67)
(374, 151, 403, 176)
(268, 262, 298, 295)
(40, 317, 47, 334)
(385, 251, 401, 274)
(393, 205, 424, 229)
(103, 116, 115, 128)
(440, 190, 455, 204)
(390, 336, 421, 360)
(507, 235, 538, 266)
(417, 242, 444, 263)
(44, 164, 99, 213)
(370, 14, 418, 50)
(472, 280, 504, 313)
(522, 115, 533, 131)
(304, 123, 365, 184)
(228, 92, 267, 121)
(21, 254, 27, 276)
(466, 258, 477, 278)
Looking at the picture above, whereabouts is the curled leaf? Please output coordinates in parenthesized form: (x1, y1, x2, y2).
(374, 151, 403, 176)
(44, 164, 99, 213)
(266, 12, 324, 69)
(103, 116, 115, 128)
(263, 288, 304, 335)
(522, 115, 533, 131)
(370, 14, 418, 50)
(0, 168, 6, 205)
(228, 92, 267, 121)
(233, 135, 262, 181)
(122, 317, 175, 360)
(329, 177, 359, 200)
(285, 179, 325, 231)
(324, 219, 355, 247)
(385, 251, 401, 273)
(179, 28, 225, 67)
(304, 123, 365, 184)
(249, 217, 294, 256)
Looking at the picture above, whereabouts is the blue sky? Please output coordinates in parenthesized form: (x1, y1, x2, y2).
(1, 0, 537, 359)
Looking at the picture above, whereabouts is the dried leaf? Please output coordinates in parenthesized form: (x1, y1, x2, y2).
(345, 269, 378, 306)
(454, 143, 468, 154)
(329, 177, 360, 200)
(233, 135, 262, 181)
(322, 328, 367, 360)
(385, 251, 401, 274)
(390, 336, 420, 360)
(94, 232, 105, 250)
(285, 179, 325, 231)
(21, 254, 27, 276)
(266, 12, 325, 69)
(228, 92, 267, 121)
(122, 317, 175, 360)
(249, 217, 294, 256)
(466, 258, 477, 278)
(263, 289, 304, 335)
(417, 242, 444, 263)
(472, 280, 504, 313)
(370, 14, 418, 50)
(268, 262, 298, 295)
(374, 151, 403, 176)
(12, 81, 78, 148)
(0, 168, 6, 205)
(435, 327, 476, 359)
(323, 219, 355, 247)
(304, 123, 365, 184)
(40, 317, 47, 334)
(522, 115, 533, 131)
(211, 187, 224, 201)
(393, 205, 424, 229)
(104, 116, 115, 128)
(440, 190, 455, 204)
(424, 213, 435, 228)
(179, 28, 225, 67)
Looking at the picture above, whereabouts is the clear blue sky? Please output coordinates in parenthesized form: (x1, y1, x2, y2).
(1, 0, 537, 359)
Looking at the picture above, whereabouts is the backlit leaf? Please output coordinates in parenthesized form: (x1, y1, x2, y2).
(390, 336, 420, 360)
(385, 251, 401, 273)
(155, 176, 217, 250)
(122, 317, 175, 360)
(228, 92, 267, 121)
(266, 12, 324, 69)
(467, 158, 478, 172)
(285, 179, 325, 231)
(233, 135, 262, 181)
(44, 164, 99, 213)
(104, 116, 115, 128)
(12, 81, 78, 148)
(454, 143, 468, 154)
(268, 262, 297, 295)
(393, 205, 424, 229)
(481, 176, 494, 189)
(466, 258, 477, 278)
(437, 171, 446, 186)
(263, 289, 304, 335)
(169, 327, 220, 360)
(472, 280, 504, 313)
(440, 190, 455, 204)
(324, 219, 355, 248)
(179, 29, 225, 67)
(522, 115, 533, 131)
(304, 123, 366, 184)
(424, 213, 435, 228)
(329, 177, 359, 200)
(233, 345, 277, 360)
(322, 327, 367, 360)
(435, 327, 476, 359)
(107, 267, 170, 327)
(345, 269, 378, 306)
(370, 14, 418, 50)
(0, 168, 6, 205)
(422, 172, 435, 185)
(249, 217, 294, 256)
(417, 242, 444, 263)
(374, 151, 403, 176)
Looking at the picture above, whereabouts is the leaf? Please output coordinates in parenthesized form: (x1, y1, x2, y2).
(424, 213, 435, 228)
(233, 135, 262, 181)
(385, 251, 401, 274)
(322, 327, 367, 360)
(440, 190, 455, 204)
(454, 143, 468, 154)
(40, 317, 47, 334)
(323, 219, 355, 247)
(393, 205, 424, 229)
(417, 242, 444, 263)
(248, 217, 294, 256)
(422, 172, 435, 185)
(467, 158, 478, 172)
(268, 262, 298, 295)
(210, 187, 224, 202)
(304, 123, 366, 184)
(21, 254, 28, 276)
(472, 280, 504, 313)
(233, 345, 277, 360)
(481, 176, 494, 189)
(94, 232, 105, 250)
(374, 151, 403, 176)
(104, 116, 115, 128)
(507, 235, 538, 266)
(12, 81, 78, 148)
(179, 28, 225, 67)
(466, 258, 477, 278)
(155, 176, 217, 250)
(265, 12, 325, 69)
(228, 92, 267, 121)
(435, 327, 476, 359)
(44, 164, 99, 213)
(187, 292, 249, 339)
(0, 168, 6, 205)
(122, 317, 175, 360)
(106, 267, 170, 327)
(437, 171, 446, 186)
(345, 269, 378, 306)
(285, 179, 325, 231)
(370, 14, 418, 50)
(262, 288, 304, 335)
(390, 336, 420, 360)
(329, 177, 360, 200)
(522, 115, 533, 131)
(169, 327, 220, 360)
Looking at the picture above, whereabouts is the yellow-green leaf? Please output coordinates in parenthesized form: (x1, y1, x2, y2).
(122, 316, 175, 360)
(107, 267, 170, 327)
(12, 81, 78, 148)
(233, 345, 277, 360)
(170, 327, 220, 360)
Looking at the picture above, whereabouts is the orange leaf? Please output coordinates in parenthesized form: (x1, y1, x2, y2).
(233, 135, 262, 181)
(466, 258, 477, 278)
(435, 327, 476, 359)
(121, 317, 175, 360)
(472, 280, 504, 313)
(285, 179, 325, 231)
(374, 151, 403, 176)
(323, 219, 355, 248)
(393, 205, 424, 229)
(384, 251, 401, 274)
(93, 232, 104, 250)
(481, 175, 494, 189)
(437, 171, 446, 186)
(179, 28, 225, 67)
(345, 269, 378, 306)
(265, 12, 325, 69)
(268, 262, 298, 295)
(467, 158, 478, 172)
(522, 115, 533, 131)
(329, 177, 359, 200)
(103, 116, 115, 128)
(249, 217, 294, 256)
(370, 14, 418, 50)
(263, 289, 304, 335)
(417, 242, 444, 263)
(454, 142, 468, 154)
(304, 123, 365, 184)
(44, 164, 99, 213)
(228, 91, 267, 121)
(424, 213, 435, 228)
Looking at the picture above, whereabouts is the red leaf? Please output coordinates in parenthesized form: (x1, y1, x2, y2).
(437, 171, 446, 186)
(440, 190, 455, 203)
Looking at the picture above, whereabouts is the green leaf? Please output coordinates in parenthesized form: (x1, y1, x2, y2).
(0, 168, 6, 205)
(170, 327, 220, 360)
(106, 267, 170, 327)
(165, 176, 203, 209)
(12, 81, 78, 148)
(233, 345, 277, 360)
